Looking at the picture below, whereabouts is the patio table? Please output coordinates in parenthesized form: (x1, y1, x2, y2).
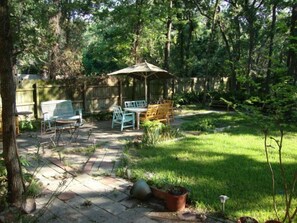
(124, 107, 147, 130)
(55, 119, 80, 145)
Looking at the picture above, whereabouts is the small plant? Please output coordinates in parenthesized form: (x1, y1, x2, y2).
(142, 121, 182, 146)
(167, 185, 188, 196)
(183, 118, 214, 132)
(264, 129, 297, 223)
(142, 120, 164, 145)
(19, 120, 36, 131)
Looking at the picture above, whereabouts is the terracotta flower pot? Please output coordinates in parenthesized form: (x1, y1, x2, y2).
(165, 186, 188, 212)
(150, 186, 167, 200)
(237, 216, 259, 223)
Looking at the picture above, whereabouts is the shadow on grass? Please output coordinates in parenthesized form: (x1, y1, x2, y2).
(128, 135, 297, 221)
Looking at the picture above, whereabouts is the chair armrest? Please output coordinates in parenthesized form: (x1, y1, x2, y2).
(43, 112, 50, 121)
(123, 112, 134, 116)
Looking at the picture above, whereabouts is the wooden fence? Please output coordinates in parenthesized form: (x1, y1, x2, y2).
(0, 76, 224, 121)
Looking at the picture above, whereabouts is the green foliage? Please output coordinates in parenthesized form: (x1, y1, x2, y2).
(141, 120, 182, 146)
(19, 120, 36, 131)
(23, 173, 42, 198)
(83, 111, 113, 122)
(173, 91, 203, 106)
(182, 118, 214, 132)
(142, 121, 164, 146)
(160, 125, 182, 141)
(237, 77, 297, 129)
(0, 154, 8, 211)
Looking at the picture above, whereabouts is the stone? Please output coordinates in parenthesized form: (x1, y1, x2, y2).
(21, 198, 36, 214)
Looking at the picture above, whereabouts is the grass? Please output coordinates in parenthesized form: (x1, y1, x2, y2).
(120, 111, 297, 222)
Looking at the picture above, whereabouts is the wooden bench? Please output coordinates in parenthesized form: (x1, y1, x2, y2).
(140, 103, 170, 124)
(40, 100, 82, 132)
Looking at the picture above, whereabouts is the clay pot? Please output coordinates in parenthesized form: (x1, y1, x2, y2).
(237, 216, 259, 223)
(150, 186, 167, 200)
(165, 186, 188, 212)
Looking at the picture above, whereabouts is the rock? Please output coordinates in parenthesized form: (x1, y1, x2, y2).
(130, 179, 152, 200)
(21, 198, 36, 214)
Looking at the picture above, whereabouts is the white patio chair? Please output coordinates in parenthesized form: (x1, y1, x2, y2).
(111, 106, 135, 131)
(135, 100, 147, 108)
(124, 101, 136, 108)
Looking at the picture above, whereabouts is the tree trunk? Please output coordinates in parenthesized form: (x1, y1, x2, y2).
(48, 0, 62, 79)
(163, 0, 172, 99)
(132, 0, 143, 64)
(185, 17, 194, 76)
(0, 0, 25, 205)
(164, 0, 172, 71)
(287, 3, 297, 83)
(265, 3, 277, 93)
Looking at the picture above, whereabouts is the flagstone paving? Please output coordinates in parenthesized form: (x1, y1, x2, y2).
(11, 115, 233, 222)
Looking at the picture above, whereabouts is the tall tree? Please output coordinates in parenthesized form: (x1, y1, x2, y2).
(0, 0, 25, 204)
(287, 3, 297, 83)
(164, 0, 172, 71)
(48, 0, 62, 79)
(265, 1, 278, 93)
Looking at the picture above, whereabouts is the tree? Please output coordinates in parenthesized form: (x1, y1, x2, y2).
(287, 3, 297, 83)
(0, 0, 25, 204)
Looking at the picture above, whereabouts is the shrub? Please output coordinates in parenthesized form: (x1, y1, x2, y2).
(142, 120, 164, 145)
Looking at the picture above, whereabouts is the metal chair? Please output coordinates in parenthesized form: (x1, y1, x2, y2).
(111, 106, 135, 131)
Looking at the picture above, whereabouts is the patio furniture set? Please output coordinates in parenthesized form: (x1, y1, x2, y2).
(38, 98, 173, 147)
(40, 100, 83, 147)
(111, 99, 173, 131)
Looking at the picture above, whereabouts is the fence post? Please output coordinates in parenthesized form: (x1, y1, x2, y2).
(82, 81, 87, 113)
(33, 83, 39, 119)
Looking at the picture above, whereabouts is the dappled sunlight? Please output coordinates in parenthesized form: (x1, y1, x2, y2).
(127, 111, 297, 222)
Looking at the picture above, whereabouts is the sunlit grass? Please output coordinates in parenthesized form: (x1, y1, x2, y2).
(124, 111, 297, 222)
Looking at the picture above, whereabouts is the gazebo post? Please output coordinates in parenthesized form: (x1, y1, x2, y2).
(118, 78, 122, 106)
(144, 76, 148, 102)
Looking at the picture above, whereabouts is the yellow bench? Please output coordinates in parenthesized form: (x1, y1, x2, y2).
(140, 103, 170, 124)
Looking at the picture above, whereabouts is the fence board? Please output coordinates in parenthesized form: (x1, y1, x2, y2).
(0, 76, 224, 120)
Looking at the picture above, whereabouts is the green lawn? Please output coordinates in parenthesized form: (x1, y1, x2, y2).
(122, 111, 297, 222)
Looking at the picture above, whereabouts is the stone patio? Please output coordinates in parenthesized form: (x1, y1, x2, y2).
(2, 113, 232, 223)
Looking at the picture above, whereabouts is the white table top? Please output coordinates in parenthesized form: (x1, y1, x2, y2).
(124, 107, 147, 113)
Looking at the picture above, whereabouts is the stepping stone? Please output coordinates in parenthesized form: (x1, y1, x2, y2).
(57, 191, 76, 201)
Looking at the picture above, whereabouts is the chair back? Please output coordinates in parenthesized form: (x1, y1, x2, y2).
(135, 100, 147, 108)
(144, 104, 159, 119)
(112, 106, 123, 120)
(124, 101, 136, 108)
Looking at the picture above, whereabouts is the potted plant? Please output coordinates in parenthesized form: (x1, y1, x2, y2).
(264, 220, 282, 223)
(165, 185, 188, 211)
(150, 185, 167, 200)
(237, 216, 259, 223)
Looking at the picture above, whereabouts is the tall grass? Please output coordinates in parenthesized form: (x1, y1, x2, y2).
(123, 111, 297, 222)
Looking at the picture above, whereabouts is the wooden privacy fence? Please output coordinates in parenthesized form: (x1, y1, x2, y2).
(0, 76, 224, 121)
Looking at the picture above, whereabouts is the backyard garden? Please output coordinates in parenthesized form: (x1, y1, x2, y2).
(117, 107, 297, 223)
